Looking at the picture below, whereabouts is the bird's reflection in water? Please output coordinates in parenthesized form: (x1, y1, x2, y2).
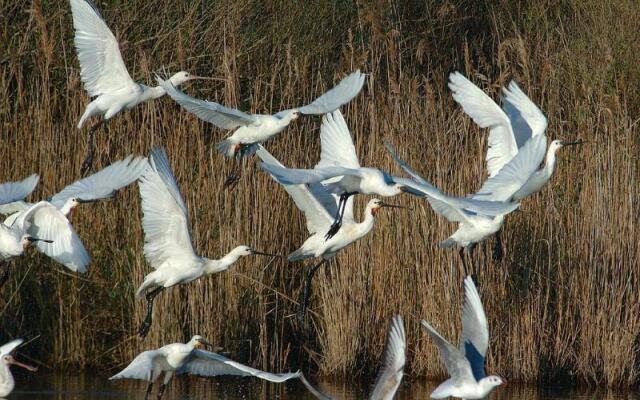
(7, 372, 639, 400)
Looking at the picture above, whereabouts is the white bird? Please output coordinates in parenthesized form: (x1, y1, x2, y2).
(69, 0, 211, 175)
(0, 339, 38, 398)
(157, 70, 365, 186)
(136, 148, 279, 338)
(0, 175, 40, 209)
(448, 71, 582, 201)
(260, 109, 420, 239)
(300, 315, 406, 400)
(384, 136, 544, 272)
(257, 146, 408, 321)
(110, 335, 300, 400)
(421, 276, 504, 399)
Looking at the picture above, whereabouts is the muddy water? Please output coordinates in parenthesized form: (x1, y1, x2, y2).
(8, 372, 639, 399)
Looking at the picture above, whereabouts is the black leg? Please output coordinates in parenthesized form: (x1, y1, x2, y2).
(0, 262, 10, 289)
(156, 383, 167, 400)
(80, 120, 104, 177)
(325, 193, 356, 240)
(297, 260, 325, 324)
(223, 153, 242, 189)
(458, 247, 468, 276)
(492, 231, 503, 263)
(144, 382, 154, 400)
(139, 287, 164, 338)
(468, 243, 478, 280)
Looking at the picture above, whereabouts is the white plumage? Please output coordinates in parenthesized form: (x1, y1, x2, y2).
(0, 339, 37, 398)
(421, 276, 504, 399)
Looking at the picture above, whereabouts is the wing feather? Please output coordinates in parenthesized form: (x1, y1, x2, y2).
(459, 276, 489, 381)
(109, 349, 164, 382)
(69, 0, 136, 96)
(449, 72, 518, 177)
(50, 155, 148, 208)
(501, 81, 548, 149)
(178, 350, 300, 383)
(370, 315, 406, 400)
(139, 148, 196, 269)
(158, 78, 257, 129)
(298, 70, 365, 115)
(421, 320, 476, 385)
(0, 174, 39, 206)
(0, 339, 24, 356)
(316, 110, 360, 169)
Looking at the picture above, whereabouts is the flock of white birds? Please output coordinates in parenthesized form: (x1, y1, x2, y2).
(0, 0, 584, 398)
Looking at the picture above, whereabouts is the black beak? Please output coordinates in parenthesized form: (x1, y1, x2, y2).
(77, 197, 108, 204)
(251, 250, 282, 257)
(27, 237, 53, 243)
(380, 202, 412, 210)
(561, 140, 584, 147)
(200, 339, 214, 349)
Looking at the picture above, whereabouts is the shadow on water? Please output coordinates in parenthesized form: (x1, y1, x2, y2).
(7, 372, 640, 399)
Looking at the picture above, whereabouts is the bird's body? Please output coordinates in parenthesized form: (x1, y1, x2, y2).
(257, 145, 406, 319)
(159, 71, 365, 159)
(69, 0, 206, 173)
(136, 148, 276, 337)
(0, 339, 37, 397)
(448, 72, 581, 202)
(110, 335, 300, 400)
(422, 276, 504, 399)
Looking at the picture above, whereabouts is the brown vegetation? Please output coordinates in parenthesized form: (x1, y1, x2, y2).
(0, 0, 638, 388)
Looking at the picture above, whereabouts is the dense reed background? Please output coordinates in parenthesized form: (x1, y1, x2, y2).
(1, 0, 638, 388)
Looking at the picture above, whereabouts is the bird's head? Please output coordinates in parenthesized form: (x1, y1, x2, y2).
(233, 245, 281, 258)
(2, 354, 37, 372)
(480, 375, 505, 390)
(367, 198, 410, 217)
(168, 71, 215, 87)
(550, 139, 583, 152)
(190, 335, 213, 350)
(276, 109, 301, 122)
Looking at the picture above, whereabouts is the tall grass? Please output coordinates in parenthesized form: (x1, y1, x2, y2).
(0, 0, 638, 387)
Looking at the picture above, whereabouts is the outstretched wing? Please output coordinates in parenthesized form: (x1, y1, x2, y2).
(178, 349, 300, 383)
(158, 78, 257, 129)
(298, 70, 365, 115)
(472, 133, 547, 202)
(0, 174, 39, 206)
(370, 315, 406, 400)
(69, 0, 137, 97)
(501, 81, 548, 149)
(20, 201, 90, 272)
(260, 164, 361, 187)
(139, 148, 196, 269)
(299, 374, 336, 400)
(50, 155, 148, 208)
(449, 72, 518, 177)
(256, 146, 335, 234)
(459, 276, 489, 382)
(421, 320, 476, 385)
(109, 349, 164, 382)
(0, 339, 24, 356)
(315, 109, 360, 169)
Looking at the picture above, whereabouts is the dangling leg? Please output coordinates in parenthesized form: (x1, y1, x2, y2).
(80, 120, 105, 176)
(492, 230, 503, 263)
(156, 371, 173, 400)
(468, 243, 478, 280)
(0, 261, 10, 289)
(224, 151, 242, 189)
(297, 260, 326, 324)
(144, 381, 154, 400)
(325, 192, 356, 240)
(139, 287, 164, 338)
(458, 247, 469, 276)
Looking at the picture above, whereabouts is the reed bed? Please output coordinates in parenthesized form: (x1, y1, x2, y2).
(0, 0, 638, 388)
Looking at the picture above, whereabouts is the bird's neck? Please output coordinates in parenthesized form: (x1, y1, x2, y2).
(355, 208, 376, 237)
(59, 200, 75, 216)
(0, 364, 13, 388)
(542, 146, 558, 178)
(203, 251, 242, 275)
(140, 85, 167, 102)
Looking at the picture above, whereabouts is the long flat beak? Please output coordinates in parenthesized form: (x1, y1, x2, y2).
(189, 76, 224, 81)
(562, 140, 583, 147)
(77, 198, 102, 204)
(251, 250, 282, 257)
(199, 339, 214, 349)
(9, 358, 38, 372)
(380, 202, 412, 210)
(27, 237, 53, 244)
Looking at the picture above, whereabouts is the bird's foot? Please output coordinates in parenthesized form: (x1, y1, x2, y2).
(324, 222, 341, 241)
(138, 318, 152, 339)
(223, 172, 240, 190)
(80, 152, 94, 177)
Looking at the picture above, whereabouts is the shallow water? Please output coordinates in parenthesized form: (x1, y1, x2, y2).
(8, 372, 640, 399)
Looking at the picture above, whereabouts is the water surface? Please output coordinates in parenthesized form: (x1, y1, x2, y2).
(9, 372, 639, 399)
